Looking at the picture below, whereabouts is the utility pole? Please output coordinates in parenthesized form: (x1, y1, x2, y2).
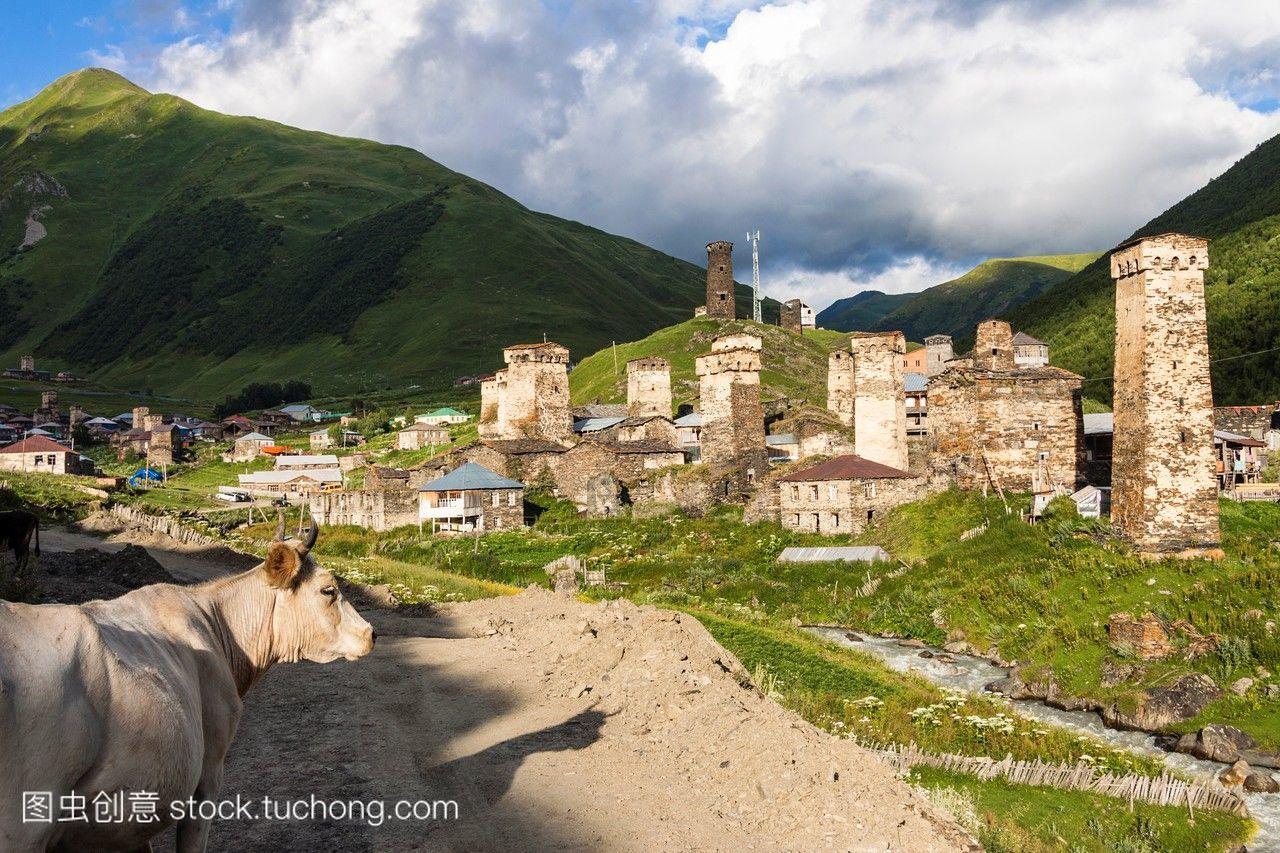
(747, 230, 762, 323)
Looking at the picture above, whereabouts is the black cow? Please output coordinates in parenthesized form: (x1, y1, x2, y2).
(0, 510, 39, 577)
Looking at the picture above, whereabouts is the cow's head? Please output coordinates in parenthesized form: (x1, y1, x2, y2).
(261, 516, 376, 663)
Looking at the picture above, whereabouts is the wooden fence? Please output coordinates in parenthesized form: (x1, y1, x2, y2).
(864, 740, 1248, 817)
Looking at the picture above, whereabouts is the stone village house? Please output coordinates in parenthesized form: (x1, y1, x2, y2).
(418, 462, 525, 534)
(778, 454, 923, 535)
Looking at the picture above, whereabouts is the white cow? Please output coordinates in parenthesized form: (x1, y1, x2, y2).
(0, 520, 375, 852)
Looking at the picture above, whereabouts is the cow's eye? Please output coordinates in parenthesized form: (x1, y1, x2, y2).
(320, 586, 337, 599)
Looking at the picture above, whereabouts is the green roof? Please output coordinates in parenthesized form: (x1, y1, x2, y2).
(426, 407, 466, 417)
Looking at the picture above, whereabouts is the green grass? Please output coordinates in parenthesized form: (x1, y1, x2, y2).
(910, 767, 1253, 852)
(0, 468, 107, 520)
(569, 316, 849, 409)
(0, 68, 733, 399)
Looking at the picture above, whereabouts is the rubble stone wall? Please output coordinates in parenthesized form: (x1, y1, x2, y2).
(779, 475, 925, 535)
(827, 350, 856, 427)
(852, 332, 908, 471)
(705, 240, 736, 319)
(627, 357, 673, 418)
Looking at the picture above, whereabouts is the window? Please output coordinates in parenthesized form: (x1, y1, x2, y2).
(1032, 421, 1041, 431)
(991, 348, 999, 356)
(508, 492, 517, 507)
(1038, 451, 1050, 462)
(831, 513, 840, 529)
(811, 513, 821, 530)
(809, 484, 819, 500)
(792, 514, 800, 526)
(866, 509, 875, 525)
(747, 468, 756, 484)
(863, 482, 876, 498)
(791, 485, 800, 500)
(492, 492, 500, 507)
(828, 483, 838, 501)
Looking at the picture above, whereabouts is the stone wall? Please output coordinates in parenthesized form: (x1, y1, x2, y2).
(924, 335, 954, 376)
(1214, 405, 1279, 439)
(705, 240, 736, 319)
(308, 487, 419, 531)
(478, 373, 506, 439)
(627, 357, 673, 418)
(1111, 234, 1220, 556)
(928, 365, 1083, 492)
(779, 474, 925, 535)
(852, 332, 908, 471)
(781, 299, 803, 333)
(827, 350, 856, 427)
(500, 343, 573, 441)
(696, 334, 766, 470)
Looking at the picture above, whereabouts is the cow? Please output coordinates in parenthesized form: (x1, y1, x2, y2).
(0, 517, 375, 852)
(0, 509, 39, 580)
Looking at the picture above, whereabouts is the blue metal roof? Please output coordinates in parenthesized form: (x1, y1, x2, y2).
(674, 413, 702, 427)
(420, 462, 524, 492)
(573, 416, 624, 433)
(904, 373, 928, 393)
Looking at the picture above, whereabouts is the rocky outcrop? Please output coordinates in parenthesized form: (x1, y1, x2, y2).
(1101, 673, 1222, 731)
(1245, 772, 1280, 793)
(1176, 724, 1257, 764)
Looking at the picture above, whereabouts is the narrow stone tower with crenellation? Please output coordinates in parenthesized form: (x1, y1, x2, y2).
(973, 320, 1015, 370)
(924, 334, 954, 376)
(827, 349, 856, 427)
(1110, 233, 1220, 557)
(500, 343, 573, 442)
(851, 331, 909, 471)
(696, 334, 766, 471)
(705, 241, 736, 320)
(627, 357, 673, 419)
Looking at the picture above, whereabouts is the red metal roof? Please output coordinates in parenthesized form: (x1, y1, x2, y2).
(0, 435, 72, 455)
(778, 454, 913, 482)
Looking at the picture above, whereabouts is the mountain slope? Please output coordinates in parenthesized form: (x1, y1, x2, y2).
(1009, 134, 1280, 406)
(814, 290, 913, 333)
(0, 69, 751, 398)
(570, 318, 849, 409)
(868, 254, 1097, 344)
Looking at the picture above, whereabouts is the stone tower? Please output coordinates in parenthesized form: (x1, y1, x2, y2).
(924, 334, 954, 376)
(696, 334, 766, 467)
(827, 349, 856, 427)
(705, 241, 736, 320)
(852, 331, 909, 471)
(973, 320, 1015, 370)
(132, 406, 149, 429)
(1110, 233, 1219, 557)
(40, 389, 58, 413)
(781, 299, 803, 333)
(20, 355, 34, 372)
(627, 357, 672, 419)
(501, 342, 572, 442)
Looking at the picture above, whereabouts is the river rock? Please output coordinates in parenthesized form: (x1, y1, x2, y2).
(1245, 772, 1280, 793)
(1240, 749, 1280, 770)
(1181, 724, 1258, 763)
(1101, 673, 1223, 732)
(1230, 677, 1254, 696)
(984, 676, 1032, 700)
(897, 639, 926, 649)
(942, 641, 972, 655)
(843, 631, 864, 643)
(1219, 759, 1251, 787)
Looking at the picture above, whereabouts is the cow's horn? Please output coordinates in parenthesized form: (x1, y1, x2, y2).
(273, 509, 287, 542)
(300, 520, 319, 555)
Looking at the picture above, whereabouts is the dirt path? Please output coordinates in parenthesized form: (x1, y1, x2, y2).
(36, 524, 972, 851)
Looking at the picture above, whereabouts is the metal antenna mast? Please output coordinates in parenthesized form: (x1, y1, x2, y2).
(747, 229, 761, 322)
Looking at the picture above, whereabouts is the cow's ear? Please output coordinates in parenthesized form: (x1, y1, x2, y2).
(262, 541, 303, 589)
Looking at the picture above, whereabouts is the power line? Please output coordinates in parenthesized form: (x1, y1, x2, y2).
(1078, 343, 1280, 383)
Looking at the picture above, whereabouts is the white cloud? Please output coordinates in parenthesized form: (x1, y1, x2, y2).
(769, 256, 970, 309)
(109, 0, 1280, 310)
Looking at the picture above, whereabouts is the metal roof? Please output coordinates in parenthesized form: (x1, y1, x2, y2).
(0, 435, 70, 453)
(573, 416, 625, 433)
(1083, 413, 1114, 436)
(1012, 331, 1047, 347)
(777, 546, 891, 564)
(239, 469, 343, 485)
(778, 454, 913, 481)
(674, 413, 703, 427)
(236, 431, 272, 442)
(424, 407, 466, 417)
(275, 454, 340, 468)
(420, 462, 524, 492)
(904, 373, 928, 393)
(765, 434, 797, 446)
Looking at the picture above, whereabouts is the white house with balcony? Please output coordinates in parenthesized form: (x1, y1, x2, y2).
(418, 462, 525, 534)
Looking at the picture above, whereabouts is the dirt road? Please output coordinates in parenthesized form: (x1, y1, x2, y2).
(34, 524, 972, 851)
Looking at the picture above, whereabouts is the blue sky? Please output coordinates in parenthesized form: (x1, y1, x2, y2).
(5, 1, 1280, 310)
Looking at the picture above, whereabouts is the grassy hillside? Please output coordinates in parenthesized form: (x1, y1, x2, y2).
(814, 290, 912, 332)
(569, 317, 849, 408)
(872, 254, 1097, 345)
(0, 69, 753, 400)
(1010, 133, 1280, 405)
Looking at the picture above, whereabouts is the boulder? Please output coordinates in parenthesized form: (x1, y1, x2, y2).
(1102, 673, 1223, 732)
(843, 631, 864, 643)
(1184, 724, 1258, 763)
(1108, 612, 1172, 660)
(897, 638, 926, 649)
(1244, 772, 1280, 794)
(1219, 759, 1251, 787)
(942, 641, 972, 655)
(1230, 677, 1255, 696)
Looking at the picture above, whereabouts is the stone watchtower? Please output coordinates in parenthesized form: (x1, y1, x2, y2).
(478, 373, 508, 439)
(627, 357, 672, 419)
(132, 406, 149, 430)
(705, 241, 736, 320)
(973, 320, 1015, 370)
(781, 299, 803, 333)
(696, 334, 766, 468)
(20, 355, 34, 372)
(852, 332, 909, 471)
(1110, 233, 1220, 557)
(924, 334, 954, 376)
(827, 349, 856, 427)
(501, 342, 573, 442)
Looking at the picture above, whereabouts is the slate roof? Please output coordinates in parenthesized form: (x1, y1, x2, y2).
(235, 431, 272, 443)
(419, 462, 524, 492)
(0, 435, 71, 454)
(573, 416, 625, 433)
(482, 439, 570, 455)
(596, 440, 683, 455)
(778, 454, 913, 482)
(1083, 413, 1113, 436)
(1012, 331, 1047, 347)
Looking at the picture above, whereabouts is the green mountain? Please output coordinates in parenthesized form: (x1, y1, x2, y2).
(570, 317, 849, 409)
(0, 69, 754, 399)
(865, 254, 1097, 344)
(814, 290, 913, 333)
(1009, 133, 1280, 406)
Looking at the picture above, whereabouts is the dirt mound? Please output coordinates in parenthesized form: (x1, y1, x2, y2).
(28, 544, 177, 604)
(423, 588, 976, 850)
